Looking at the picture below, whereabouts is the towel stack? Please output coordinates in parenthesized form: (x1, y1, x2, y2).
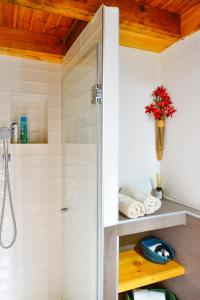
(119, 185, 161, 219)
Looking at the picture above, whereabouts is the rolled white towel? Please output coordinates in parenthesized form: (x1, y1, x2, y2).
(119, 193, 145, 219)
(120, 186, 161, 215)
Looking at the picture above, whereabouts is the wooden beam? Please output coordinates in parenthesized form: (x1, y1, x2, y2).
(120, 27, 179, 53)
(0, 0, 181, 36)
(0, 25, 65, 62)
(0, 47, 63, 62)
(109, 0, 180, 36)
(181, 3, 200, 37)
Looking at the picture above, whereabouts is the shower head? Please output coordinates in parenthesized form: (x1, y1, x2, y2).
(0, 127, 10, 141)
(0, 127, 11, 161)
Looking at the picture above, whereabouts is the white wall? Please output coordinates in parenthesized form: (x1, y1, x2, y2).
(0, 56, 62, 300)
(160, 31, 200, 209)
(119, 47, 160, 193)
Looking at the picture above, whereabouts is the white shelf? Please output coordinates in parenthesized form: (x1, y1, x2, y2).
(10, 143, 48, 145)
(117, 199, 200, 237)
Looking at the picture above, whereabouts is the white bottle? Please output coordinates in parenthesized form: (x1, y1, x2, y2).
(11, 122, 18, 144)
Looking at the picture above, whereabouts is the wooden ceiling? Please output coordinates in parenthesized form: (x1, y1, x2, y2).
(0, 0, 199, 63)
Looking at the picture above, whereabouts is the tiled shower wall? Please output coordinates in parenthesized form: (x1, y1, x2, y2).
(0, 56, 62, 300)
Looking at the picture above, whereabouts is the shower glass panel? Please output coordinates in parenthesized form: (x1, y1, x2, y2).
(61, 8, 103, 300)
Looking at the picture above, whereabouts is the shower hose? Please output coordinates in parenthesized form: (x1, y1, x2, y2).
(0, 153, 17, 249)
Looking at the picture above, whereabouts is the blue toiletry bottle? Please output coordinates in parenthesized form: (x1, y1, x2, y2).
(20, 115, 28, 144)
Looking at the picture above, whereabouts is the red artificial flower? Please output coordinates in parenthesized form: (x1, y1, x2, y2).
(145, 86, 176, 120)
(145, 103, 155, 114)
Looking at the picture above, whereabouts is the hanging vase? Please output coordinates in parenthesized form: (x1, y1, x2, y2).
(156, 118, 165, 161)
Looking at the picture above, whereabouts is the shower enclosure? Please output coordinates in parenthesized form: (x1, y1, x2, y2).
(0, 5, 119, 300)
(61, 6, 119, 300)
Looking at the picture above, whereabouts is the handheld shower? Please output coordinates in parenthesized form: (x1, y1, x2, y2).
(0, 127, 17, 248)
(0, 127, 11, 161)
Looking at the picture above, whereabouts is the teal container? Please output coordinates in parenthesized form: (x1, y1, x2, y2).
(20, 115, 28, 144)
(141, 236, 175, 264)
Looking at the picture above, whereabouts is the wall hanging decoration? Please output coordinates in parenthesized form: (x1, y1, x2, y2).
(145, 86, 176, 160)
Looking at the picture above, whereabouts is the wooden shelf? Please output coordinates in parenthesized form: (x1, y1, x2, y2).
(119, 250, 185, 293)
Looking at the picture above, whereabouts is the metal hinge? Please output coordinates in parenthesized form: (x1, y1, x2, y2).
(91, 84, 103, 104)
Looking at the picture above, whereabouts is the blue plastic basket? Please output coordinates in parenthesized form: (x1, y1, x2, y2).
(141, 236, 175, 264)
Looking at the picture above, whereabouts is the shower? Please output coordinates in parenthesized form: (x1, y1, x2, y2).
(0, 127, 17, 249)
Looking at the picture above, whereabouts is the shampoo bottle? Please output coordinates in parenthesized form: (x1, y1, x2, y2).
(20, 115, 28, 144)
(11, 122, 18, 144)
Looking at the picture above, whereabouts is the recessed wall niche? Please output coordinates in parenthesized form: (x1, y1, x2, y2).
(10, 93, 48, 144)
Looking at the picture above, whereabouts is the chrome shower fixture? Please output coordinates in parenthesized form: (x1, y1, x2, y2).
(0, 127, 10, 140)
(0, 127, 11, 161)
(0, 127, 17, 249)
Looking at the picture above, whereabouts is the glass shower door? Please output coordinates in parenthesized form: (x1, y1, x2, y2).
(61, 8, 103, 300)
(61, 6, 119, 300)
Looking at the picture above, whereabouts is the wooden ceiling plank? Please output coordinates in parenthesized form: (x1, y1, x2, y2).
(180, 0, 200, 16)
(29, 9, 49, 33)
(55, 16, 74, 38)
(54, 14, 62, 34)
(55, 14, 62, 28)
(165, 0, 190, 14)
(43, 13, 61, 35)
(0, 0, 181, 36)
(13, 4, 18, 28)
(17, 6, 33, 30)
(181, 3, 200, 37)
(29, 8, 34, 30)
(42, 13, 51, 33)
(161, 0, 177, 10)
(2, 2, 15, 27)
(146, 0, 164, 7)
(0, 3, 2, 25)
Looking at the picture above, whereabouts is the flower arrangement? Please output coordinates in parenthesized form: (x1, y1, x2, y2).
(145, 86, 176, 120)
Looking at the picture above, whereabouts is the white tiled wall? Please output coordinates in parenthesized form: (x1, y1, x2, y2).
(0, 56, 62, 300)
